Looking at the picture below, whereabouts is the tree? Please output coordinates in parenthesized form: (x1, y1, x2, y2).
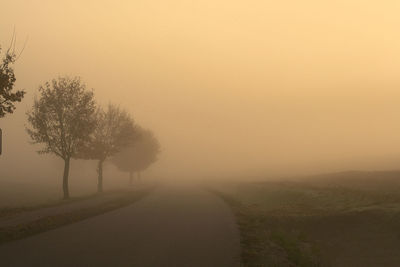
(0, 47, 25, 117)
(26, 76, 96, 199)
(112, 128, 160, 185)
(78, 104, 137, 193)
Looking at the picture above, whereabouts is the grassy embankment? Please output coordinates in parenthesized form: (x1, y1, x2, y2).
(0, 188, 154, 245)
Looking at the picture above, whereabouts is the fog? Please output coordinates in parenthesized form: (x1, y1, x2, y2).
(1, 0, 400, 187)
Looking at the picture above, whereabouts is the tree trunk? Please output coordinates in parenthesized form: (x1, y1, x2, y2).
(97, 160, 104, 193)
(63, 158, 70, 199)
(129, 171, 133, 186)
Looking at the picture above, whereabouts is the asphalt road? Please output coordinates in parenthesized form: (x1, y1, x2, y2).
(0, 185, 240, 267)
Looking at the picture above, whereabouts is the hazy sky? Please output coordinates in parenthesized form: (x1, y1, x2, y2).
(1, 0, 400, 181)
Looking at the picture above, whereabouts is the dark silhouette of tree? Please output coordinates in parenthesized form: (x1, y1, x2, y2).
(78, 104, 138, 193)
(26, 76, 96, 199)
(0, 47, 25, 117)
(112, 128, 160, 185)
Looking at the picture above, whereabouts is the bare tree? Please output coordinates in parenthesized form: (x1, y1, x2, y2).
(112, 127, 160, 185)
(26, 76, 96, 199)
(0, 47, 25, 117)
(78, 104, 137, 192)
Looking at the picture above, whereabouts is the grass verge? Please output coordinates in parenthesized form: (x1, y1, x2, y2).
(0, 192, 117, 219)
(0, 188, 153, 245)
(210, 189, 321, 267)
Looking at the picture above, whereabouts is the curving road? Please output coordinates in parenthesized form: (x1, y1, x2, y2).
(0, 185, 240, 267)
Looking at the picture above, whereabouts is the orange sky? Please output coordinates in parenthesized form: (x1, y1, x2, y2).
(1, 0, 400, 180)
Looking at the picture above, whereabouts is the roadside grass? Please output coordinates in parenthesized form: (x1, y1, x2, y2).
(0, 193, 108, 219)
(270, 229, 318, 267)
(0, 188, 153, 245)
(211, 179, 400, 266)
(211, 189, 321, 266)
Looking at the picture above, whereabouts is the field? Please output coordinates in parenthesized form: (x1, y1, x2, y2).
(213, 171, 400, 266)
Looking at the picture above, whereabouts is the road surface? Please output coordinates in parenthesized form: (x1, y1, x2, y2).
(0, 185, 240, 267)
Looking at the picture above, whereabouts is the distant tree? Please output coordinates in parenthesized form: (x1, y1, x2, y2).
(112, 128, 160, 185)
(26, 76, 96, 199)
(78, 104, 138, 192)
(0, 47, 25, 117)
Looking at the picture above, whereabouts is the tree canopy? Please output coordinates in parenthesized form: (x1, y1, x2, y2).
(0, 47, 25, 117)
(26, 76, 96, 159)
(79, 104, 137, 161)
(112, 127, 160, 179)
